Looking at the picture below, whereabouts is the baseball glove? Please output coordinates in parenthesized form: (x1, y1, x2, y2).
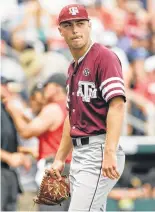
(33, 170, 70, 205)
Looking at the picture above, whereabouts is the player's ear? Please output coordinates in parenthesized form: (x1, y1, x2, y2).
(58, 26, 63, 37)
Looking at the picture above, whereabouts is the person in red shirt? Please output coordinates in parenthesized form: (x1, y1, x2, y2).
(5, 73, 71, 211)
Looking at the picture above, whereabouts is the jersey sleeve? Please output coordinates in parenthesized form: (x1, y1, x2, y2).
(98, 49, 126, 103)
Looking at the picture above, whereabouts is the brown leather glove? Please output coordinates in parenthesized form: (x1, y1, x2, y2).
(33, 170, 70, 205)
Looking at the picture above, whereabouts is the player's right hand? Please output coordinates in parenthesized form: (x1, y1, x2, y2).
(48, 160, 65, 181)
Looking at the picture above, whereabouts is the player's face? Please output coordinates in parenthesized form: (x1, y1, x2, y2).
(59, 20, 91, 49)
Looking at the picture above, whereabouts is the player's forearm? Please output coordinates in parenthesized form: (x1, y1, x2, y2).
(55, 115, 73, 162)
(105, 97, 125, 153)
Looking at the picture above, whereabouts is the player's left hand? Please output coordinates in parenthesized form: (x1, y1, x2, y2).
(102, 150, 120, 180)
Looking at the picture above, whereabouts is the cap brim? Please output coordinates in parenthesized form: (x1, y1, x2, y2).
(59, 17, 89, 25)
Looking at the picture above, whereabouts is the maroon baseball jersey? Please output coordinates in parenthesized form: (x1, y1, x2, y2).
(66, 43, 126, 138)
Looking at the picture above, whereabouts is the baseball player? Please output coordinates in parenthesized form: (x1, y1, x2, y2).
(50, 4, 126, 211)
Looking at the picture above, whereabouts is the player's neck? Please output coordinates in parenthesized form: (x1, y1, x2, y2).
(71, 39, 92, 64)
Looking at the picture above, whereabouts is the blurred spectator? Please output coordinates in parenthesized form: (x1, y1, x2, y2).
(1, 80, 40, 211)
(129, 55, 155, 135)
(0, 77, 31, 211)
(149, 33, 155, 56)
(19, 49, 69, 91)
(29, 82, 45, 115)
(40, 51, 69, 78)
(39, 0, 76, 15)
(10, 33, 37, 53)
(17, 93, 39, 211)
(1, 28, 12, 46)
(4, 73, 71, 211)
(80, 2, 105, 42)
(112, 7, 131, 53)
(135, 55, 155, 104)
(125, 0, 150, 37)
(127, 34, 149, 88)
(1, 40, 26, 83)
(10, 0, 51, 52)
(0, 0, 18, 23)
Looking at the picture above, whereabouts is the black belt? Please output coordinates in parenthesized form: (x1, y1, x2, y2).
(72, 137, 89, 147)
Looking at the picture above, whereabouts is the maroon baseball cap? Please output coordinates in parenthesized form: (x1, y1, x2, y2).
(58, 4, 89, 25)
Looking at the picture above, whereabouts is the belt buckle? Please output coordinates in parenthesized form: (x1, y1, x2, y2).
(76, 138, 82, 147)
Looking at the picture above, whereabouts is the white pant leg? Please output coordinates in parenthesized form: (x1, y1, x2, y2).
(69, 143, 125, 211)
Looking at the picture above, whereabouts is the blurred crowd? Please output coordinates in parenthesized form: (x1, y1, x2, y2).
(1, 0, 155, 135)
(1, 0, 155, 211)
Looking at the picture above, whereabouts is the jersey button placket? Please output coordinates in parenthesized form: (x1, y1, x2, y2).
(71, 65, 78, 132)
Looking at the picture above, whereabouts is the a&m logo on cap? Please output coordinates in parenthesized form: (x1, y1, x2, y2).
(69, 7, 79, 15)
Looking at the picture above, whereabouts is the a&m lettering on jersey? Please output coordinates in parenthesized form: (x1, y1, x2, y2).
(77, 81, 97, 102)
